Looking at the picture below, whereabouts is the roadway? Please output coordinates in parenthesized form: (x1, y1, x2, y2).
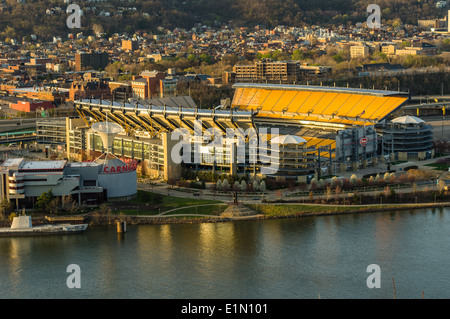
(0, 136, 36, 145)
(410, 95, 450, 101)
(136, 154, 450, 206)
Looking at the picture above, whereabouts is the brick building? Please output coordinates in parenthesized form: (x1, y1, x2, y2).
(140, 70, 165, 98)
(131, 78, 149, 99)
(69, 80, 111, 101)
(131, 70, 166, 99)
(10, 99, 54, 112)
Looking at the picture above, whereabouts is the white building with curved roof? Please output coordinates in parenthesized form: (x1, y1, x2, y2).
(382, 116, 434, 161)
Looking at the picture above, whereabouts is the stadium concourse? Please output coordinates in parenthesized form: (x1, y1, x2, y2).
(68, 83, 429, 183)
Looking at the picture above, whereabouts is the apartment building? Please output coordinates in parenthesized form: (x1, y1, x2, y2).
(122, 39, 139, 51)
(131, 77, 149, 99)
(350, 45, 370, 58)
(74, 52, 110, 72)
(233, 59, 301, 82)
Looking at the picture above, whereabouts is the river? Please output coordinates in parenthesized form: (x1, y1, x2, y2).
(1, 207, 450, 299)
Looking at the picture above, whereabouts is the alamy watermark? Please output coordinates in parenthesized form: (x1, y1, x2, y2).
(66, 264, 81, 288)
(66, 4, 81, 29)
(366, 264, 381, 289)
(367, 4, 381, 29)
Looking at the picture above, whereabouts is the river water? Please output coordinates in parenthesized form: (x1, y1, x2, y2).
(1, 207, 450, 299)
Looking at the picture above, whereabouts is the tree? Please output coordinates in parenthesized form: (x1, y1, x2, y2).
(350, 174, 358, 186)
(36, 190, 54, 213)
(98, 203, 112, 215)
(48, 197, 60, 216)
(0, 199, 13, 219)
(92, 23, 104, 37)
(438, 179, 446, 194)
(291, 49, 305, 61)
(331, 176, 342, 189)
(239, 180, 247, 191)
(61, 196, 78, 214)
(222, 179, 229, 191)
(105, 61, 124, 81)
(332, 52, 345, 63)
(326, 185, 332, 202)
(310, 178, 319, 190)
(334, 186, 342, 202)
(260, 180, 266, 192)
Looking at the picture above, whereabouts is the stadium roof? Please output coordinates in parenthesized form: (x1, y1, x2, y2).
(270, 135, 307, 144)
(232, 83, 408, 97)
(391, 115, 425, 124)
(232, 83, 409, 127)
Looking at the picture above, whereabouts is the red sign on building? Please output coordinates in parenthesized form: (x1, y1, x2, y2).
(359, 137, 368, 147)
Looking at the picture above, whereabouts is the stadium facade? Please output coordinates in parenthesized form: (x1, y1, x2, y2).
(68, 83, 429, 183)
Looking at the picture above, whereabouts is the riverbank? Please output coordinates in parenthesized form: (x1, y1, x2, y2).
(247, 202, 450, 220)
(1, 202, 449, 228)
(96, 201, 450, 225)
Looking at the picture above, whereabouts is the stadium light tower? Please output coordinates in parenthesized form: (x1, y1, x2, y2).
(90, 112, 123, 163)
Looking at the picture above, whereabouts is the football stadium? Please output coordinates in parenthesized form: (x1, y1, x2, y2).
(68, 83, 430, 183)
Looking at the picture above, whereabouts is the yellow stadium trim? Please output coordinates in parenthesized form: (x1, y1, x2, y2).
(295, 92, 326, 114)
(290, 91, 314, 113)
(272, 90, 298, 112)
(261, 90, 285, 112)
(344, 95, 377, 118)
(255, 89, 272, 109)
(313, 92, 340, 114)
(369, 97, 405, 120)
(231, 88, 244, 106)
(318, 93, 350, 116)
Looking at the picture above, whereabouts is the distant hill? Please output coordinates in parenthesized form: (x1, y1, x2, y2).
(0, 0, 444, 42)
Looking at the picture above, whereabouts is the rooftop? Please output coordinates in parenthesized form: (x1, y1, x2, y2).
(20, 160, 67, 170)
(1, 158, 24, 168)
(232, 83, 409, 97)
(67, 161, 101, 168)
(391, 115, 425, 124)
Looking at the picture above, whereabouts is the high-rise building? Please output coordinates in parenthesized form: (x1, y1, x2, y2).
(233, 59, 301, 82)
(75, 52, 110, 72)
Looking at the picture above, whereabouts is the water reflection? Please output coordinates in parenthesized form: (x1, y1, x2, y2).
(2, 208, 450, 298)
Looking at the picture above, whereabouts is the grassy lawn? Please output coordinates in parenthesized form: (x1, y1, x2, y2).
(113, 190, 224, 216)
(424, 163, 450, 171)
(162, 204, 227, 216)
(246, 204, 408, 217)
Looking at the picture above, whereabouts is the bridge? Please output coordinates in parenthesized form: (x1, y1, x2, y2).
(410, 95, 450, 102)
(0, 118, 37, 133)
(0, 130, 36, 144)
